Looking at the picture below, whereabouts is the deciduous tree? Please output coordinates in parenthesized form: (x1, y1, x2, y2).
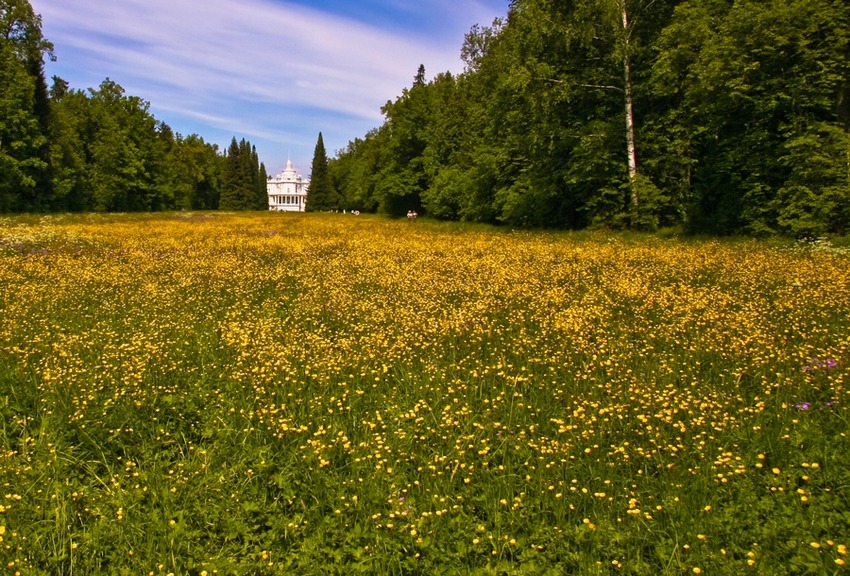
(0, 0, 53, 211)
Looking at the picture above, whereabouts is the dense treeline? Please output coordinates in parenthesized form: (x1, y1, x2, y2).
(330, 0, 850, 235)
(0, 0, 266, 213)
(5, 0, 849, 232)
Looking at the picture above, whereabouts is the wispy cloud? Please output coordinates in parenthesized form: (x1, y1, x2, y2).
(32, 0, 507, 170)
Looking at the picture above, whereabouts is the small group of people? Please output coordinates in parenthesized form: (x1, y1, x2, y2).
(406, 210, 418, 220)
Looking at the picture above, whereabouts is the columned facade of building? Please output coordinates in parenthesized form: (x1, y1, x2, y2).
(267, 159, 309, 212)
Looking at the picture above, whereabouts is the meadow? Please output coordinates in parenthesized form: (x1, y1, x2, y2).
(0, 212, 848, 575)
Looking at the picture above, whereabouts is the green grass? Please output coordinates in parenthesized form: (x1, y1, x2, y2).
(0, 212, 849, 575)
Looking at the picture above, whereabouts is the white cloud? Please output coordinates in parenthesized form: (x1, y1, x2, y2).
(32, 0, 508, 169)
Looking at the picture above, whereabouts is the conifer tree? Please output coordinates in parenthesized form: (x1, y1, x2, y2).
(219, 137, 241, 210)
(218, 137, 266, 210)
(256, 159, 268, 210)
(413, 64, 426, 87)
(306, 132, 336, 211)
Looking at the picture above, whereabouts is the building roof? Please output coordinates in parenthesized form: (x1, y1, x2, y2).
(272, 158, 304, 183)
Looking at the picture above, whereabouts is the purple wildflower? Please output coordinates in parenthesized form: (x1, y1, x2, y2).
(796, 402, 812, 410)
(802, 357, 839, 373)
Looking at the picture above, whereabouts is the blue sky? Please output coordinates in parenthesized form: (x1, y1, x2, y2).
(31, 0, 509, 178)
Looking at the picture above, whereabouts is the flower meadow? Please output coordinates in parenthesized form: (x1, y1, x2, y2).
(1, 213, 849, 575)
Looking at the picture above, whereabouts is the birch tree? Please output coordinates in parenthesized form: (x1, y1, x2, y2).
(496, 0, 672, 228)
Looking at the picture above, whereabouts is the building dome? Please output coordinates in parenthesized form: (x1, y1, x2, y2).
(267, 157, 309, 212)
(281, 159, 299, 181)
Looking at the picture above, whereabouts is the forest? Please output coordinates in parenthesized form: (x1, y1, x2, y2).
(329, 0, 850, 235)
(0, 1, 268, 213)
(2, 0, 849, 235)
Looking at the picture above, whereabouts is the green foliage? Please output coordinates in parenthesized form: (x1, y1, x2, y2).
(3, 0, 849, 235)
(329, 0, 850, 237)
(162, 133, 222, 211)
(257, 161, 268, 211)
(0, 45, 47, 211)
(328, 128, 387, 213)
(0, 0, 54, 212)
(46, 82, 227, 213)
(0, 0, 249, 215)
(421, 165, 467, 220)
(220, 137, 265, 211)
(306, 132, 338, 211)
(2, 214, 850, 573)
(675, 0, 850, 234)
(371, 71, 434, 217)
(775, 123, 850, 236)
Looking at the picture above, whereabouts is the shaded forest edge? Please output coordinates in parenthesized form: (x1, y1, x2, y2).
(2, 0, 849, 236)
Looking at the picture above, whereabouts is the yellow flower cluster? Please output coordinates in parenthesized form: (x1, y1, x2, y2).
(0, 213, 848, 573)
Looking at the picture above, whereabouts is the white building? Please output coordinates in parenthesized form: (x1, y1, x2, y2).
(267, 159, 310, 212)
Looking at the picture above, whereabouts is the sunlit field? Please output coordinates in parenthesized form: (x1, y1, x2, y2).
(1, 212, 849, 575)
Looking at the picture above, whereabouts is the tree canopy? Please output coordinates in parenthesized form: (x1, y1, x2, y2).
(330, 0, 850, 235)
(0, 0, 265, 213)
(3, 0, 848, 235)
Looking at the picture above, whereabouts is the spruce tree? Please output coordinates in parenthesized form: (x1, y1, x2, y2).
(306, 132, 336, 211)
(257, 161, 268, 210)
(220, 137, 264, 210)
(219, 137, 241, 210)
(413, 64, 426, 87)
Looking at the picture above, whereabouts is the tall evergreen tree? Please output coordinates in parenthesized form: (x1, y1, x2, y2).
(413, 64, 426, 87)
(306, 132, 336, 211)
(219, 138, 240, 210)
(220, 137, 262, 210)
(256, 160, 268, 210)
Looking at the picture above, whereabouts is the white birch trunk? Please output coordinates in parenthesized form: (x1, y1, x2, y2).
(621, 1, 639, 213)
